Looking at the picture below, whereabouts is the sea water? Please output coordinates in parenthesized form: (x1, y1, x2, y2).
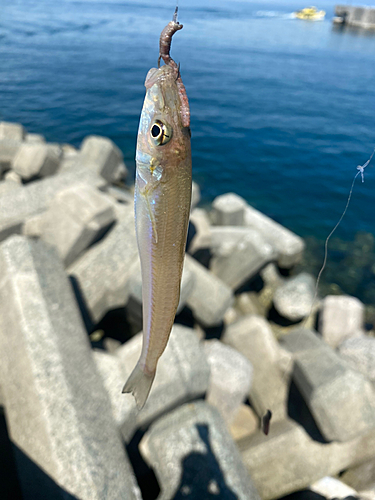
(1, 0, 375, 301)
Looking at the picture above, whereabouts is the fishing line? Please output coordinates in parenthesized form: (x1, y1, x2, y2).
(261, 146, 375, 435)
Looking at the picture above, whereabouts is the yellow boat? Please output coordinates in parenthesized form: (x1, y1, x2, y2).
(294, 6, 326, 21)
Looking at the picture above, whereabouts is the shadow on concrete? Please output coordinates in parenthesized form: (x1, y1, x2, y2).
(287, 380, 329, 444)
(126, 429, 160, 500)
(1, 408, 80, 500)
(173, 424, 238, 500)
(0, 409, 22, 500)
(267, 304, 304, 327)
(279, 489, 326, 500)
(12, 445, 81, 500)
(69, 275, 95, 334)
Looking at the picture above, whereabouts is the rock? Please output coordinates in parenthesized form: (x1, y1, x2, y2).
(0, 235, 141, 500)
(204, 339, 253, 425)
(244, 204, 305, 268)
(319, 295, 365, 348)
(229, 404, 259, 442)
(0, 140, 22, 173)
(68, 203, 138, 323)
(0, 166, 106, 241)
(191, 181, 201, 210)
(80, 135, 127, 182)
(310, 476, 358, 499)
(0, 121, 25, 141)
(212, 192, 248, 226)
(25, 133, 45, 143)
(117, 324, 210, 427)
(338, 336, 375, 382)
(185, 254, 234, 327)
(93, 350, 137, 442)
(140, 401, 260, 500)
(273, 272, 315, 322)
(223, 315, 288, 421)
(239, 418, 375, 500)
(12, 143, 61, 180)
(188, 208, 211, 254)
(41, 184, 116, 267)
(281, 328, 375, 441)
(210, 227, 276, 290)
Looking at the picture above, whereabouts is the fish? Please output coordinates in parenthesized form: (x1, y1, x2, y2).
(122, 8, 192, 410)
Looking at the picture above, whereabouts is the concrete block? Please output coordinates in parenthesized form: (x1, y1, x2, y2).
(22, 212, 45, 238)
(210, 227, 276, 290)
(4, 170, 22, 184)
(281, 328, 375, 441)
(338, 336, 375, 382)
(0, 166, 105, 241)
(310, 476, 357, 499)
(117, 324, 210, 427)
(319, 295, 365, 348)
(212, 192, 248, 226)
(188, 208, 211, 254)
(0, 121, 25, 141)
(80, 135, 127, 183)
(0, 235, 141, 500)
(273, 272, 315, 322)
(119, 325, 209, 423)
(236, 292, 265, 316)
(229, 404, 259, 442)
(140, 401, 260, 500)
(12, 143, 61, 180)
(0, 178, 22, 198)
(239, 418, 375, 500)
(41, 185, 116, 267)
(260, 262, 284, 286)
(204, 339, 253, 425)
(341, 458, 375, 492)
(25, 133, 45, 143)
(104, 185, 133, 205)
(0, 140, 22, 173)
(185, 254, 234, 327)
(68, 203, 138, 323)
(222, 315, 288, 421)
(93, 350, 137, 442)
(191, 181, 201, 210)
(244, 205, 305, 268)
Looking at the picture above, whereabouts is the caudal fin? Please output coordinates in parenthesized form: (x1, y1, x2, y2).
(122, 363, 155, 410)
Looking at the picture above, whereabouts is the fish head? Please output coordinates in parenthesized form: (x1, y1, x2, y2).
(136, 64, 191, 185)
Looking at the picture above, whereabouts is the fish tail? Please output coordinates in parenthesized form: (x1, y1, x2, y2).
(122, 363, 155, 410)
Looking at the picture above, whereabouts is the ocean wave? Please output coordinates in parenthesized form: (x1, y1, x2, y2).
(255, 11, 295, 19)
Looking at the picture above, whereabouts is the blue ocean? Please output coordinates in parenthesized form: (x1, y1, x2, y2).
(1, 0, 375, 301)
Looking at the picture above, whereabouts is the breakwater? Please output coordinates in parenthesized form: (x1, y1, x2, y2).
(1, 121, 375, 500)
(334, 4, 375, 28)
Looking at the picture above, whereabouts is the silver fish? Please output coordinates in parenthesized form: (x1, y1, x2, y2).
(122, 9, 192, 409)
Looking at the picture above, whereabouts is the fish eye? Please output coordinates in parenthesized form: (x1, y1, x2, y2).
(150, 119, 172, 146)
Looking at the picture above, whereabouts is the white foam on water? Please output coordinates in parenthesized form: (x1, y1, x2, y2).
(255, 10, 295, 19)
